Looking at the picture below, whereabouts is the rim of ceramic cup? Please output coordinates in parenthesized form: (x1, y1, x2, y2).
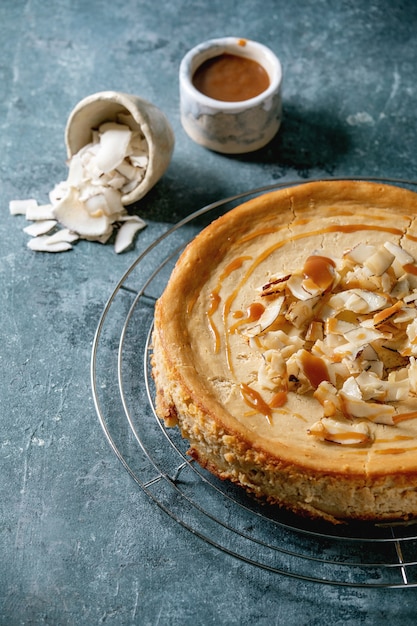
(179, 37, 283, 111)
(65, 91, 157, 158)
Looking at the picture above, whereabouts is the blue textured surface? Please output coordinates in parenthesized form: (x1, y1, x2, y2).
(3, 0, 417, 623)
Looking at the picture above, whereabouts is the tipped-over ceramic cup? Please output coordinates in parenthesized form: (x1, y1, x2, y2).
(179, 37, 283, 154)
(65, 90, 175, 205)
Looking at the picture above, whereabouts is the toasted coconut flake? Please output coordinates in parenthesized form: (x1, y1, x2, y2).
(116, 159, 139, 180)
(313, 381, 342, 416)
(325, 318, 356, 335)
(67, 152, 86, 186)
(129, 154, 148, 169)
(344, 243, 376, 265)
(340, 390, 396, 424)
(258, 349, 286, 391)
(238, 238, 417, 443)
(408, 357, 417, 394)
(261, 274, 291, 297)
(308, 417, 371, 445)
(406, 318, 417, 343)
(384, 241, 414, 266)
(49, 182, 68, 205)
(287, 273, 314, 300)
(101, 187, 125, 216)
(373, 300, 404, 325)
(305, 320, 324, 342)
(285, 296, 320, 328)
(244, 297, 285, 336)
(356, 370, 388, 401)
(391, 277, 411, 299)
(403, 291, 417, 304)
(84, 194, 107, 217)
(342, 325, 385, 347)
(364, 245, 395, 276)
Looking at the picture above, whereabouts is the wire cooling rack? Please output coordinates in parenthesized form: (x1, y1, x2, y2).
(91, 178, 417, 587)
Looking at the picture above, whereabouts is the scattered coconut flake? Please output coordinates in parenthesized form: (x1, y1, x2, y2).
(95, 122, 132, 173)
(9, 198, 38, 215)
(10, 114, 150, 253)
(114, 215, 146, 254)
(25, 203, 55, 221)
(129, 154, 148, 169)
(45, 228, 79, 245)
(23, 220, 57, 237)
(53, 187, 111, 237)
(27, 235, 73, 253)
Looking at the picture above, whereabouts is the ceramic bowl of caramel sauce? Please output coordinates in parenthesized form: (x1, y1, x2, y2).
(179, 37, 282, 154)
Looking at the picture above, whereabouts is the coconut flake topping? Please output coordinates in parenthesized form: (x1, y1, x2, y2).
(238, 242, 417, 445)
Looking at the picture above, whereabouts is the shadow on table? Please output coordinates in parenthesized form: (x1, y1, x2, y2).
(237, 102, 351, 177)
(132, 102, 351, 223)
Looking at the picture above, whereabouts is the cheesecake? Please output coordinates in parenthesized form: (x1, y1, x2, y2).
(151, 180, 417, 523)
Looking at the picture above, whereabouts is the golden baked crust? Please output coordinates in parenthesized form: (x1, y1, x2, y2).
(152, 180, 417, 523)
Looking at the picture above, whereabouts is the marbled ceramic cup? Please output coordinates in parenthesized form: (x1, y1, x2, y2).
(179, 37, 283, 154)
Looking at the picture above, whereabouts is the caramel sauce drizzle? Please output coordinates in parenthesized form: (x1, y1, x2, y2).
(240, 383, 273, 423)
(206, 256, 252, 353)
(187, 290, 200, 316)
(303, 255, 336, 293)
(346, 450, 369, 455)
(403, 263, 417, 277)
(393, 411, 417, 424)
(229, 302, 265, 333)
(207, 289, 221, 352)
(374, 446, 417, 455)
(270, 390, 288, 408)
(220, 256, 253, 279)
(373, 431, 417, 455)
(332, 432, 370, 443)
(300, 351, 330, 389)
(377, 435, 415, 443)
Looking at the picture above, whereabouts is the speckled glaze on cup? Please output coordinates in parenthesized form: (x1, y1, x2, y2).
(65, 91, 175, 205)
(179, 37, 283, 154)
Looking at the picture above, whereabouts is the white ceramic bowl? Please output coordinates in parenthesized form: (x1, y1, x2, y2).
(65, 91, 175, 205)
(179, 37, 283, 154)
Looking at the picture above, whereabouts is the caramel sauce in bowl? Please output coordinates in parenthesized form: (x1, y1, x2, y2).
(179, 37, 283, 154)
(192, 53, 270, 102)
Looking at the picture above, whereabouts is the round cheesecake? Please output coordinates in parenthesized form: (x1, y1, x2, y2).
(151, 180, 417, 524)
